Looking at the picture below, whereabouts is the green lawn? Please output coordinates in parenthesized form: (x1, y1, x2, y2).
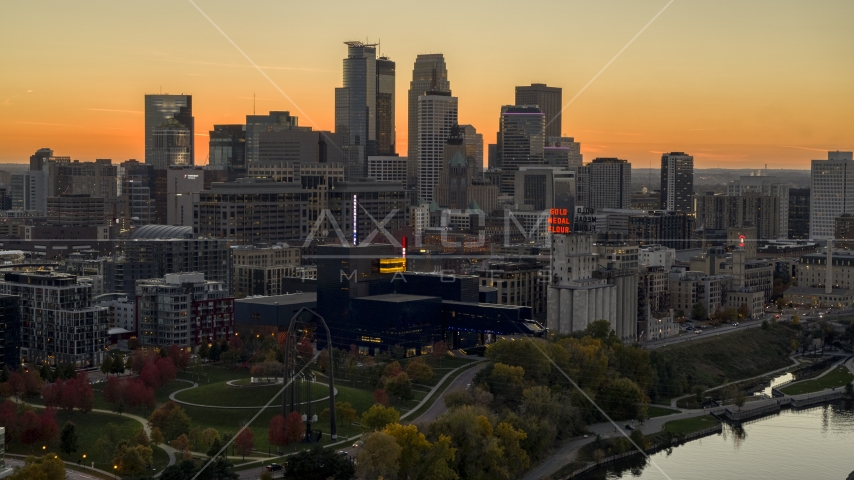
(781, 366, 854, 395)
(8, 409, 142, 472)
(662, 415, 719, 435)
(647, 406, 680, 418)
(174, 381, 329, 407)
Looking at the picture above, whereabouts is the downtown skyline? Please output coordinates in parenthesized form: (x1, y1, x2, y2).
(2, 0, 853, 167)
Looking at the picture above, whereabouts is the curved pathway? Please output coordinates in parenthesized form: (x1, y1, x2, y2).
(169, 381, 338, 409)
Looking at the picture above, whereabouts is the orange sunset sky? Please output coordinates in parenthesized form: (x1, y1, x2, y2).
(1, 0, 852, 168)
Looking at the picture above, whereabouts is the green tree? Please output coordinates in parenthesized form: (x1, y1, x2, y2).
(691, 301, 707, 320)
(149, 402, 191, 441)
(8, 455, 64, 480)
(406, 359, 434, 384)
(59, 421, 78, 455)
(737, 303, 750, 319)
(355, 431, 401, 480)
(385, 372, 414, 402)
(0, 365, 9, 383)
(360, 404, 400, 432)
(114, 442, 153, 476)
(100, 355, 114, 375)
(735, 391, 747, 411)
(198, 342, 211, 359)
(598, 378, 648, 421)
(427, 406, 509, 480)
(207, 437, 223, 458)
(629, 429, 648, 450)
(485, 339, 550, 384)
(284, 446, 355, 480)
(209, 342, 222, 362)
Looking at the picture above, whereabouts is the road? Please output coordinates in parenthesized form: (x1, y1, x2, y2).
(643, 317, 764, 350)
(408, 361, 487, 425)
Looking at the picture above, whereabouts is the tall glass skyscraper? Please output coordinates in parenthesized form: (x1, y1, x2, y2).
(376, 56, 396, 156)
(497, 105, 545, 195)
(209, 124, 246, 180)
(417, 92, 458, 202)
(408, 54, 450, 188)
(515, 84, 562, 138)
(150, 118, 192, 169)
(335, 42, 378, 178)
(144, 94, 193, 167)
(245, 111, 304, 165)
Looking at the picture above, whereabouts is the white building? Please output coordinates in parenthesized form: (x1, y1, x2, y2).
(640, 244, 676, 269)
(810, 151, 854, 240)
(417, 92, 458, 202)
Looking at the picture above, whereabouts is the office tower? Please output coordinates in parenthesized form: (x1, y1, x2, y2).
(136, 273, 233, 348)
(513, 166, 575, 211)
(694, 193, 780, 240)
(789, 188, 810, 239)
(194, 178, 310, 245)
(258, 129, 342, 164)
(335, 42, 378, 178)
(0, 271, 108, 367)
(327, 180, 408, 245)
(727, 176, 789, 238)
(167, 167, 204, 226)
(51, 159, 118, 224)
(376, 56, 396, 155)
(145, 94, 193, 165)
(408, 54, 451, 187)
(459, 125, 483, 172)
(245, 111, 305, 165)
(515, 83, 562, 138)
(12, 170, 48, 213)
(497, 105, 546, 194)
(660, 152, 694, 213)
(0, 295, 21, 371)
(150, 118, 192, 169)
(576, 158, 631, 211)
(810, 151, 854, 240)
(368, 156, 408, 183)
(47, 194, 105, 226)
(231, 244, 302, 299)
(433, 126, 498, 212)
(209, 124, 247, 180)
(544, 136, 582, 171)
(487, 144, 499, 169)
(29, 148, 53, 171)
(119, 160, 157, 228)
(417, 92, 458, 202)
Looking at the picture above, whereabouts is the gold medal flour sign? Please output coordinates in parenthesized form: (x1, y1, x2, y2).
(548, 208, 571, 234)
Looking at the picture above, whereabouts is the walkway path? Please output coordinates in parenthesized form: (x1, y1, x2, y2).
(168, 380, 337, 409)
(780, 355, 852, 391)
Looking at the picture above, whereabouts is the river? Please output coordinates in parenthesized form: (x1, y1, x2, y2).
(580, 401, 854, 479)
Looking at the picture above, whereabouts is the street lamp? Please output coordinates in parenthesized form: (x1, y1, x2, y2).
(113, 465, 118, 479)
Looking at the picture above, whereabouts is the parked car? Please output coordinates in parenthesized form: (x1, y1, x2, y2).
(625, 424, 635, 431)
(732, 322, 739, 327)
(266, 463, 284, 472)
(695, 329, 702, 334)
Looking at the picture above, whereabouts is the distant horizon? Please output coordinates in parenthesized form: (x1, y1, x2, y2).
(2, 1, 852, 168)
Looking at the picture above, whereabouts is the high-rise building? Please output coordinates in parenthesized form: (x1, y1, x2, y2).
(376, 56, 396, 155)
(119, 160, 157, 228)
(0, 272, 108, 367)
(544, 136, 582, 171)
(513, 166, 575, 212)
(810, 151, 854, 240)
(145, 94, 193, 165)
(367, 156, 408, 183)
(727, 175, 788, 238)
(208, 124, 247, 181)
(336, 42, 378, 178)
(136, 272, 233, 348)
(459, 125, 483, 172)
(245, 111, 305, 165)
(515, 84, 562, 138)
(417, 92, 458, 202)
(46, 194, 105, 226)
(0, 295, 21, 371)
(577, 158, 631, 211)
(496, 105, 546, 195)
(167, 167, 204, 226)
(433, 126, 498, 213)
(408, 54, 450, 187)
(660, 152, 694, 213)
(789, 188, 810, 239)
(29, 148, 53, 171)
(694, 193, 780, 241)
(150, 118, 193, 169)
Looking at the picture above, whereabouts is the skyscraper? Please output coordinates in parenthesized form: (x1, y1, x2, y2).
(376, 56, 396, 156)
(497, 105, 545, 194)
(417, 92, 458, 202)
(408, 54, 450, 187)
(208, 124, 247, 181)
(660, 152, 694, 213)
(577, 158, 631, 211)
(515, 84, 562, 138)
(335, 41, 378, 178)
(727, 175, 788, 238)
(788, 188, 810, 239)
(459, 124, 483, 172)
(150, 118, 192, 169)
(810, 151, 854, 240)
(245, 111, 303, 165)
(145, 94, 193, 166)
(29, 148, 53, 171)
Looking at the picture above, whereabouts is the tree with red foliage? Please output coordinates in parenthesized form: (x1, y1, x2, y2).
(284, 411, 305, 444)
(103, 376, 123, 405)
(18, 408, 58, 450)
(41, 380, 64, 407)
(373, 389, 389, 407)
(22, 369, 43, 397)
(124, 379, 156, 410)
(59, 381, 78, 412)
(140, 362, 161, 390)
(167, 345, 191, 371)
(234, 428, 254, 460)
(268, 414, 287, 447)
(155, 357, 177, 386)
(0, 401, 17, 444)
(74, 372, 94, 413)
(129, 349, 157, 374)
(7, 372, 24, 401)
(296, 337, 313, 361)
